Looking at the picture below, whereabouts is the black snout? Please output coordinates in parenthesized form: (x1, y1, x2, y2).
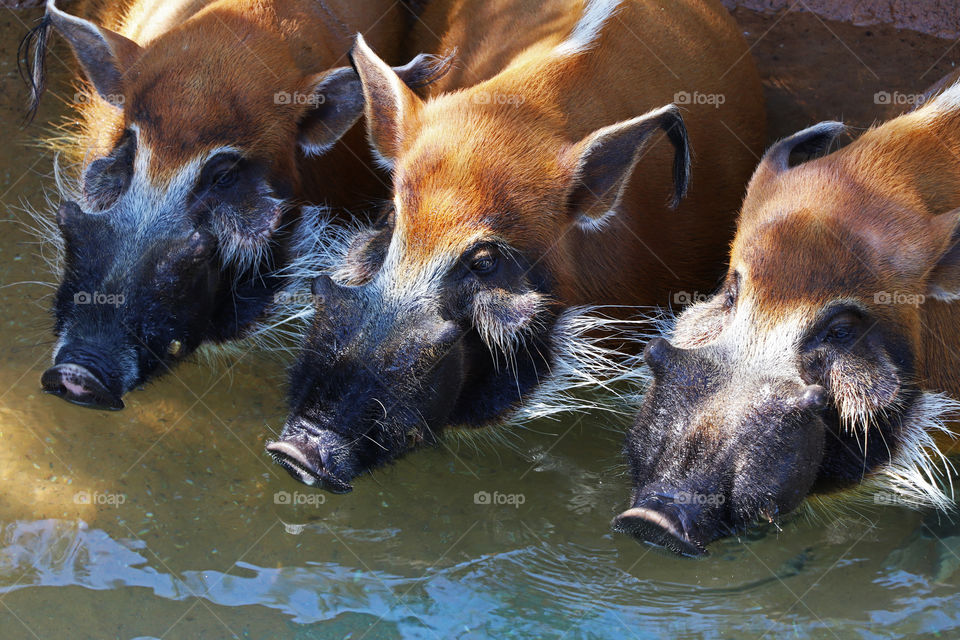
(41, 363, 124, 410)
(643, 337, 684, 373)
(613, 493, 709, 557)
(266, 435, 353, 494)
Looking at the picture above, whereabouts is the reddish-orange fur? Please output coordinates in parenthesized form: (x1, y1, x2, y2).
(731, 94, 960, 451)
(64, 0, 413, 210)
(363, 0, 766, 310)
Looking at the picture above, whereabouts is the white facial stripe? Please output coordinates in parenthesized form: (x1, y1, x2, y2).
(371, 220, 454, 309)
(555, 0, 622, 57)
(672, 296, 809, 389)
(96, 136, 248, 282)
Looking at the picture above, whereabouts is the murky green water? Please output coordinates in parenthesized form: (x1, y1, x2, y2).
(3, 6, 960, 640)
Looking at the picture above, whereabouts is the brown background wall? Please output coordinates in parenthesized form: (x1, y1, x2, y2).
(722, 0, 960, 39)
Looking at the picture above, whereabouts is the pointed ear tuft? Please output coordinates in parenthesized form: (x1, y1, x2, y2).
(564, 104, 690, 228)
(926, 208, 960, 301)
(46, 0, 142, 107)
(349, 34, 425, 169)
(391, 50, 456, 91)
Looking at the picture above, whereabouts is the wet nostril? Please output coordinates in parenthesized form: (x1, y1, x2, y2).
(41, 363, 124, 410)
(797, 384, 828, 411)
(612, 505, 705, 557)
(266, 438, 353, 494)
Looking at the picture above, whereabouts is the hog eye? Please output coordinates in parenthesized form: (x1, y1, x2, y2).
(469, 252, 499, 276)
(821, 311, 862, 347)
(199, 153, 243, 191)
(724, 270, 741, 309)
(826, 324, 854, 344)
(724, 289, 736, 308)
(212, 167, 238, 188)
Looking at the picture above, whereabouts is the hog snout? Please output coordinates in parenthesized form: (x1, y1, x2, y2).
(42, 343, 131, 410)
(266, 427, 354, 494)
(621, 334, 834, 553)
(613, 490, 714, 557)
(41, 363, 124, 410)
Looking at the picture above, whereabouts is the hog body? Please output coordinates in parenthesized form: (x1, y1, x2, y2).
(26, 0, 439, 408)
(269, 0, 767, 492)
(617, 82, 960, 555)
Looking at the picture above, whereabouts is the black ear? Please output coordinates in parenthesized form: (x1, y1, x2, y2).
(926, 208, 960, 302)
(761, 121, 846, 173)
(46, 0, 142, 107)
(390, 51, 456, 91)
(298, 51, 455, 157)
(297, 67, 366, 157)
(564, 104, 690, 228)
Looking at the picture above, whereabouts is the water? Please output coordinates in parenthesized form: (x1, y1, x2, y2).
(3, 6, 960, 640)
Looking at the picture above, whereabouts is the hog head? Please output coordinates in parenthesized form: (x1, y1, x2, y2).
(616, 120, 960, 555)
(268, 36, 690, 491)
(30, 2, 448, 408)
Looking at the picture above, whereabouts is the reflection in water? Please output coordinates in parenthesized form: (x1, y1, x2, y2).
(3, 516, 960, 638)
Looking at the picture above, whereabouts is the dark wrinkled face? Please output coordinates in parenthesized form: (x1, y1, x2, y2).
(268, 214, 558, 492)
(616, 265, 921, 556)
(43, 130, 290, 409)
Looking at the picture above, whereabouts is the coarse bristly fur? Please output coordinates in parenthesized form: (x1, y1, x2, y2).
(855, 392, 959, 511)
(433, 305, 660, 456)
(504, 307, 654, 426)
(274, 221, 659, 433)
(222, 205, 360, 356)
(15, 151, 78, 279)
(646, 296, 960, 512)
(15, 144, 351, 368)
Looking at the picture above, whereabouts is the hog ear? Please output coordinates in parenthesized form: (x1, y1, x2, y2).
(349, 34, 425, 169)
(297, 67, 365, 156)
(46, 1, 141, 107)
(925, 208, 960, 301)
(751, 121, 846, 187)
(297, 52, 454, 157)
(563, 104, 690, 229)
